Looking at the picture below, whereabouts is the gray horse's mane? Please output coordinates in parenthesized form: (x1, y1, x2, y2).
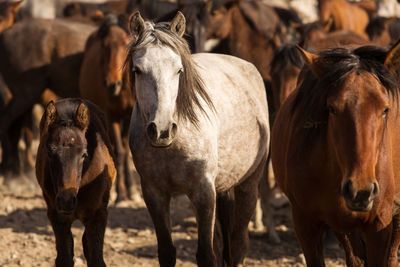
(125, 21, 215, 127)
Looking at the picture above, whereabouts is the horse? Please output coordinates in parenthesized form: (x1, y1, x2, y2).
(36, 98, 116, 267)
(271, 42, 400, 266)
(270, 43, 304, 115)
(366, 16, 400, 47)
(318, 0, 370, 39)
(80, 14, 135, 203)
(157, 0, 212, 53)
(126, 11, 270, 266)
(207, 0, 281, 82)
(0, 0, 22, 32)
(0, 18, 95, 140)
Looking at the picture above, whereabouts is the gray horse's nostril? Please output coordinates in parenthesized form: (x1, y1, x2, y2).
(146, 122, 158, 141)
(171, 123, 177, 137)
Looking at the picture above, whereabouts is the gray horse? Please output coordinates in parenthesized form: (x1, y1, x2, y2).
(127, 11, 270, 267)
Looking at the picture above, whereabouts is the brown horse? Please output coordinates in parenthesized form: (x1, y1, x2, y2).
(0, 0, 22, 32)
(80, 14, 135, 203)
(366, 16, 400, 47)
(207, 0, 281, 82)
(36, 98, 116, 267)
(271, 42, 400, 266)
(318, 0, 370, 39)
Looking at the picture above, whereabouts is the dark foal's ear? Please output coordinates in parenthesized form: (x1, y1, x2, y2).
(296, 45, 323, 77)
(41, 100, 58, 135)
(384, 38, 400, 72)
(75, 102, 89, 131)
(129, 11, 145, 42)
(170, 11, 186, 37)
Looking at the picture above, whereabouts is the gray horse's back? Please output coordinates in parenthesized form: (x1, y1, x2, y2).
(192, 53, 270, 192)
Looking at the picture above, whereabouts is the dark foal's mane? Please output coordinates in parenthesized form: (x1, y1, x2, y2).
(125, 20, 214, 127)
(292, 46, 399, 147)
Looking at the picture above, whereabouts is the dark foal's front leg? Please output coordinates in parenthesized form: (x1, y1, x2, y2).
(48, 210, 74, 267)
(82, 207, 108, 267)
(188, 181, 217, 267)
(141, 181, 175, 267)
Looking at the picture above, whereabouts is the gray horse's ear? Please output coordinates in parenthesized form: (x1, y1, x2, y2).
(129, 11, 145, 42)
(170, 11, 186, 37)
(41, 100, 58, 135)
(296, 45, 323, 77)
(75, 102, 90, 131)
(384, 39, 400, 73)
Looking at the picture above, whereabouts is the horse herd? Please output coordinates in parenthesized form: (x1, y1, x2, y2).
(2, 0, 400, 266)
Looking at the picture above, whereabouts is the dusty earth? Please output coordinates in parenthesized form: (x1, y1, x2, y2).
(0, 168, 348, 267)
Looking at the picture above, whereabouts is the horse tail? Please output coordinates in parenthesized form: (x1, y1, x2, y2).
(215, 188, 234, 266)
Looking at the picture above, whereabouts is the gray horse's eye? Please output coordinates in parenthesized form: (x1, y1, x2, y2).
(177, 68, 183, 74)
(133, 67, 142, 75)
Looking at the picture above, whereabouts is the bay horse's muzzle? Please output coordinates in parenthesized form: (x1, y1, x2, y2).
(55, 188, 77, 214)
(341, 179, 379, 212)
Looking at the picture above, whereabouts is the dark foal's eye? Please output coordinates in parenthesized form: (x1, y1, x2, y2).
(383, 107, 390, 116)
(47, 146, 56, 157)
(327, 105, 337, 115)
(82, 151, 88, 159)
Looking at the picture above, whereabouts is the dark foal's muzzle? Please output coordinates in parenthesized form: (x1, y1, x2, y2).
(55, 188, 77, 214)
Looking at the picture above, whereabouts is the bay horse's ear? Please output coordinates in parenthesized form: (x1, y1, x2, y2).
(296, 45, 323, 76)
(384, 39, 400, 73)
(129, 11, 145, 42)
(75, 102, 89, 131)
(170, 11, 186, 37)
(321, 17, 333, 32)
(41, 100, 58, 135)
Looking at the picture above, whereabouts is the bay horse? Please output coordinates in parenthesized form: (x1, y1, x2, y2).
(80, 14, 135, 203)
(318, 0, 370, 39)
(127, 11, 270, 266)
(36, 98, 116, 267)
(271, 42, 400, 266)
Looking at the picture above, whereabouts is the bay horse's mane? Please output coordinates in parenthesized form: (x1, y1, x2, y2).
(292, 46, 399, 146)
(125, 20, 214, 127)
(271, 44, 304, 72)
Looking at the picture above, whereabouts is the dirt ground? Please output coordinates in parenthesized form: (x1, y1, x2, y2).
(0, 168, 347, 267)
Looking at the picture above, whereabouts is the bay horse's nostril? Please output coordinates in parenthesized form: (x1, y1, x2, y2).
(146, 122, 158, 141)
(341, 180, 355, 200)
(371, 181, 379, 199)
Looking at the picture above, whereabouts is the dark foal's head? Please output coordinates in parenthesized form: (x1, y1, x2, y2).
(98, 14, 129, 96)
(296, 44, 400, 212)
(42, 100, 90, 214)
(0, 0, 22, 33)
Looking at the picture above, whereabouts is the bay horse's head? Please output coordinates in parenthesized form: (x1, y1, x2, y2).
(98, 14, 130, 96)
(0, 0, 22, 33)
(125, 11, 213, 147)
(296, 42, 400, 212)
(40, 100, 90, 215)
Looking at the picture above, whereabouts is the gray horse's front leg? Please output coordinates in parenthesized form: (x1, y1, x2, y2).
(188, 181, 217, 267)
(141, 181, 175, 267)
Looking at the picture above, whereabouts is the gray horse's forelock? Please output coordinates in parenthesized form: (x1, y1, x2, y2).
(125, 20, 215, 127)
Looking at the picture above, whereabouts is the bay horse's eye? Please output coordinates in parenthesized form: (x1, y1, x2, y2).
(383, 107, 390, 116)
(327, 105, 337, 115)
